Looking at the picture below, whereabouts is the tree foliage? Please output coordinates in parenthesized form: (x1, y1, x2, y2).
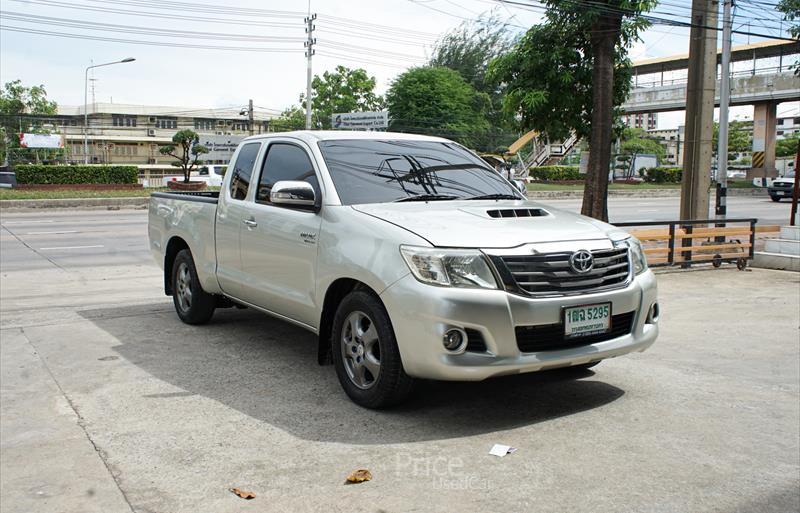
(271, 105, 306, 132)
(488, 0, 656, 220)
(159, 129, 208, 182)
(777, 0, 800, 39)
(616, 127, 665, 178)
(776, 132, 800, 158)
(386, 66, 490, 149)
(430, 15, 518, 152)
(308, 65, 384, 129)
(0, 80, 58, 165)
(712, 120, 753, 155)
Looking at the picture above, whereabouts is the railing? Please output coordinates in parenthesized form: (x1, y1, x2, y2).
(614, 218, 767, 269)
(631, 65, 795, 89)
(522, 132, 580, 170)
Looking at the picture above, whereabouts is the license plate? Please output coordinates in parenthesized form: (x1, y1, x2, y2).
(777, 191, 786, 195)
(564, 303, 611, 338)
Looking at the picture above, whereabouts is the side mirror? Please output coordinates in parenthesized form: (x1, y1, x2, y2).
(270, 180, 317, 209)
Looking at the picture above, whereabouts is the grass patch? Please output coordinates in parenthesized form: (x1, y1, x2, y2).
(0, 187, 220, 200)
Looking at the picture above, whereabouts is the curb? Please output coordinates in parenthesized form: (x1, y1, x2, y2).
(0, 197, 150, 210)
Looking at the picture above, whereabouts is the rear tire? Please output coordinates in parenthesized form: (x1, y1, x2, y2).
(331, 290, 413, 408)
(171, 249, 216, 325)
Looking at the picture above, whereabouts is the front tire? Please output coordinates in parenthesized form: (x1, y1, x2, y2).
(331, 290, 413, 408)
(171, 249, 216, 325)
(770, 195, 781, 202)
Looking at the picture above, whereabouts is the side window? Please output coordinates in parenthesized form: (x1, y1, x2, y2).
(256, 143, 320, 204)
(228, 143, 261, 200)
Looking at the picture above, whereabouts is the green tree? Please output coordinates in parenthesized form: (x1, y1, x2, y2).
(270, 105, 306, 132)
(386, 66, 490, 149)
(712, 120, 752, 156)
(159, 130, 209, 182)
(489, 1, 655, 221)
(776, 133, 800, 158)
(429, 14, 517, 150)
(618, 127, 665, 178)
(308, 65, 384, 129)
(0, 80, 58, 165)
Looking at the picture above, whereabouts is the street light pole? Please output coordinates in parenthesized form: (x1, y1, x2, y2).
(83, 57, 136, 164)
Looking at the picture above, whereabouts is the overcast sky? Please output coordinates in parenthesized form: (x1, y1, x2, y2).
(1, 0, 797, 129)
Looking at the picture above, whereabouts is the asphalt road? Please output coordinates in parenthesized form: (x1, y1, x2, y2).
(0, 195, 793, 273)
(1, 202, 798, 513)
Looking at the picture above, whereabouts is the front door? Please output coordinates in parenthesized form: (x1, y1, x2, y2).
(237, 140, 323, 327)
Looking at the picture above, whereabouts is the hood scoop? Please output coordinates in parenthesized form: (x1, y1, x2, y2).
(486, 208, 548, 219)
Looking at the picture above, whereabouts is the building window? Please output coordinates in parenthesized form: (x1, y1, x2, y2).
(194, 118, 215, 131)
(157, 117, 177, 129)
(112, 115, 137, 127)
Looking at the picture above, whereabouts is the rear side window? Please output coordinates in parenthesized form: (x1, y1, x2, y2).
(228, 142, 261, 200)
(256, 143, 319, 204)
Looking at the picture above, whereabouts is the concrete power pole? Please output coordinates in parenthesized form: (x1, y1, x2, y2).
(680, 0, 719, 221)
(248, 99, 254, 136)
(304, 14, 316, 130)
(715, 0, 733, 226)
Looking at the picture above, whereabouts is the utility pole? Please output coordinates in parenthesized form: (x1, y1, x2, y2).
(248, 99, 254, 136)
(680, 0, 719, 222)
(715, 0, 733, 232)
(304, 13, 316, 130)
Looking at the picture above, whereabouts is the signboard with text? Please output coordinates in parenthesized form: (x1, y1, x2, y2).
(19, 133, 63, 149)
(197, 135, 244, 162)
(331, 111, 389, 130)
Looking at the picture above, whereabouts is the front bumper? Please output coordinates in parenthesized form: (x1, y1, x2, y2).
(768, 185, 793, 196)
(380, 270, 659, 381)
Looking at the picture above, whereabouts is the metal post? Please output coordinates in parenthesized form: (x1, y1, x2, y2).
(715, 0, 732, 241)
(248, 99, 254, 136)
(82, 58, 136, 165)
(791, 140, 799, 226)
(304, 13, 316, 130)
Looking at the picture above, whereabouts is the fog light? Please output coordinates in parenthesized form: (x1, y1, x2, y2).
(647, 302, 660, 323)
(443, 328, 467, 352)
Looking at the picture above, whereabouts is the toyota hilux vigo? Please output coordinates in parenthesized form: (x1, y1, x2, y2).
(149, 131, 659, 408)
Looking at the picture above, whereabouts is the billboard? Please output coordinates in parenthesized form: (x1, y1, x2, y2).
(331, 111, 389, 130)
(19, 133, 63, 149)
(197, 134, 244, 162)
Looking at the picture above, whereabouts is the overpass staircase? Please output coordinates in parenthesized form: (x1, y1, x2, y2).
(520, 132, 580, 171)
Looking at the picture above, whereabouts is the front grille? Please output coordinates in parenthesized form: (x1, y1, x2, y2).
(516, 311, 636, 353)
(498, 247, 630, 296)
(464, 328, 487, 352)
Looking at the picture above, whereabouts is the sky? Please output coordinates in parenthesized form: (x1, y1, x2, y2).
(0, 0, 797, 129)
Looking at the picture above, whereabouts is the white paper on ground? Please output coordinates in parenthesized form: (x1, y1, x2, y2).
(489, 444, 516, 457)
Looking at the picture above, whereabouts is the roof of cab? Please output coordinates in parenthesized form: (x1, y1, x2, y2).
(242, 130, 450, 144)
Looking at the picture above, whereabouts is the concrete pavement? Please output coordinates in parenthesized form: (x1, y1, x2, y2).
(1, 209, 798, 513)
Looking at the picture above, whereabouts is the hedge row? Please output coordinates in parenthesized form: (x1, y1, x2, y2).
(640, 167, 682, 183)
(14, 165, 139, 185)
(529, 166, 582, 181)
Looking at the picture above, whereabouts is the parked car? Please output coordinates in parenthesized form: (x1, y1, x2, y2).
(161, 164, 227, 187)
(149, 132, 659, 408)
(768, 170, 796, 202)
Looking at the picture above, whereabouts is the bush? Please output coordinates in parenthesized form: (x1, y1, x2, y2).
(529, 166, 582, 181)
(640, 167, 682, 183)
(14, 165, 138, 185)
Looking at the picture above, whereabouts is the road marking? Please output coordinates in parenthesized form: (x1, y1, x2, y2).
(39, 245, 104, 251)
(25, 230, 79, 235)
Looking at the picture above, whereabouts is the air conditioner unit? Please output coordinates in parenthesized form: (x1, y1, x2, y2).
(148, 116, 157, 123)
(147, 129, 156, 136)
(217, 120, 225, 126)
(148, 158, 156, 164)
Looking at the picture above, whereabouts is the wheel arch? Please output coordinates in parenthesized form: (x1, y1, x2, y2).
(164, 236, 190, 295)
(317, 278, 381, 365)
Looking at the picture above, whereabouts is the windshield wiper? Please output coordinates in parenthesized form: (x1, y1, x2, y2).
(466, 193, 521, 200)
(394, 194, 460, 202)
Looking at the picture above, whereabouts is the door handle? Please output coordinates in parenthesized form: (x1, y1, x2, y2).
(242, 218, 258, 228)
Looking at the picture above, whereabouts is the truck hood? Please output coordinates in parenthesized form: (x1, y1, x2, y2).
(351, 200, 622, 248)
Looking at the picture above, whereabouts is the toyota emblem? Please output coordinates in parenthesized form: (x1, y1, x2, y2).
(569, 250, 594, 274)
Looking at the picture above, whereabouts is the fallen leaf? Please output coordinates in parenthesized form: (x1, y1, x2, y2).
(230, 487, 256, 500)
(345, 469, 372, 484)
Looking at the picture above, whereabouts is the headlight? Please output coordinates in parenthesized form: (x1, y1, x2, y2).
(400, 246, 498, 289)
(614, 237, 648, 275)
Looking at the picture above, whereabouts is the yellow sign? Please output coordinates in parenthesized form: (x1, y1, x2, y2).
(752, 151, 765, 168)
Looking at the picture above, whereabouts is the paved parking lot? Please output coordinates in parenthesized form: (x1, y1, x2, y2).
(1, 210, 799, 513)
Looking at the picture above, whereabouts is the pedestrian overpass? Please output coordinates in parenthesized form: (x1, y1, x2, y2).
(622, 39, 800, 177)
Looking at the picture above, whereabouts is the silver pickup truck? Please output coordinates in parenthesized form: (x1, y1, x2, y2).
(149, 131, 659, 408)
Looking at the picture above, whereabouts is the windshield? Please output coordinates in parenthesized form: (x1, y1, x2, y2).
(318, 139, 522, 205)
